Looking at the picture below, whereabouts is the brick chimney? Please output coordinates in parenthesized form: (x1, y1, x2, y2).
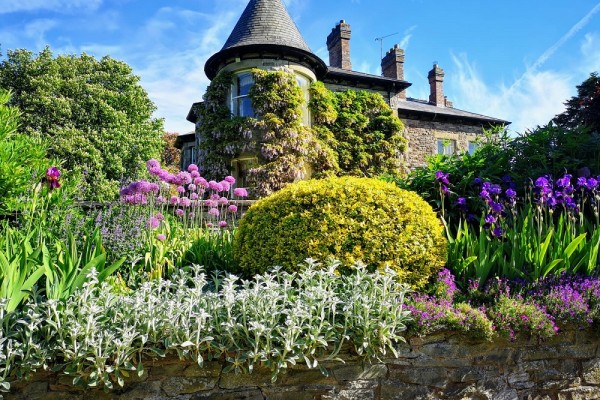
(381, 44, 405, 81)
(428, 63, 445, 107)
(327, 20, 352, 70)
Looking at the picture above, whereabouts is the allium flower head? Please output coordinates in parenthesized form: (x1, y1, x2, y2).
(155, 213, 165, 221)
(146, 159, 160, 171)
(177, 171, 193, 185)
(190, 193, 199, 200)
(220, 180, 231, 192)
(188, 184, 197, 191)
(147, 217, 160, 229)
(156, 196, 167, 205)
(234, 188, 249, 197)
(219, 196, 229, 205)
(187, 163, 199, 173)
(170, 196, 180, 205)
(176, 186, 186, 193)
(225, 176, 236, 184)
(180, 197, 192, 207)
(228, 204, 238, 213)
(157, 234, 166, 241)
(208, 208, 220, 217)
(219, 221, 228, 228)
(175, 208, 185, 217)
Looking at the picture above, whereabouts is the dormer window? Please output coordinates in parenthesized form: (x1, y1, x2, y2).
(231, 72, 255, 117)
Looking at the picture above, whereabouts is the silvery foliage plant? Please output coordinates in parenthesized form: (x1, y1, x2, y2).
(0, 259, 410, 392)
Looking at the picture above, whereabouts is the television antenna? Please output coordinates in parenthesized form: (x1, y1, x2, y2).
(375, 32, 400, 60)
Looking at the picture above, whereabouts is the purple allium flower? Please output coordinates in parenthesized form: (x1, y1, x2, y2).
(157, 234, 166, 241)
(190, 193, 199, 200)
(205, 199, 217, 208)
(149, 166, 161, 176)
(233, 188, 249, 198)
(188, 184, 197, 192)
(225, 176, 236, 184)
(435, 171, 450, 185)
(156, 196, 167, 205)
(220, 180, 231, 192)
(208, 208, 220, 217)
(178, 171, 193, 185)
(155, 213, 164, 221)
(175, 208, 185, 217)
(195, 177, 208, 187)
(146, 159, 160, 171)
(219, 221, 228, 228)
(176, 186, 186, 193)
(46, 166, 61, 189)
(170, 196, 180, 205)
(158, 169, 170, 181)
(191, 170, 200, 178)
(180, 197, 192, 208)
(147, 217, 160, 229)
(228, 204, 238, 213)
(218, 197, 229, 205)
(187, 163, 199, 173)
(505, 188, 517, 198)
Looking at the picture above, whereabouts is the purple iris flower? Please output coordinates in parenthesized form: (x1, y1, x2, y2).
(435, 171, 450, 185)
(556, 174, 572, 188)
(484, 214, 496, 224)
(490, 201, 504, 214)
(505, 188, 517, 198)
(535, 177, 550, 188)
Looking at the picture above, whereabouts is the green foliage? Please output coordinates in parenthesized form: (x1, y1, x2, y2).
(233, 176, 447, 288)
(0, 261, 410, 391)
(488, 295, 557, 341)
(0, 89, 49, 214)
(554, 71, 600, 133)
(181, 229, 236, 274)
(309, 81, 406, 177)
(0, 47, 164, 201)
(196, 69, 335, 197)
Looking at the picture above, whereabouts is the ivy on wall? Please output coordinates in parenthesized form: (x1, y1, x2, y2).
(309, 82, 406, 177)
(195, 68, 405, 197)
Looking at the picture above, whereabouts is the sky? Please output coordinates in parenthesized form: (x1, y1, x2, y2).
(1, 0, 599, 136)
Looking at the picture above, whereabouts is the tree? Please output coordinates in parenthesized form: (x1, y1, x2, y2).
(553, 72, 600, 133)
(0, 48, 164, 200)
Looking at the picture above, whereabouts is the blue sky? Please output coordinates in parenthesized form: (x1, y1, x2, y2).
(1, 0, 599, 135)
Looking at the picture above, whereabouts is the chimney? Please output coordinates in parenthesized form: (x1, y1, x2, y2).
(327, 20, 352, 70)
(428, 63, 445, 107)
(381, 44, 405, 81)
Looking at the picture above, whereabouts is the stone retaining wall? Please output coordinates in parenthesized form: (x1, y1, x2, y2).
(8, 329, 600, 400)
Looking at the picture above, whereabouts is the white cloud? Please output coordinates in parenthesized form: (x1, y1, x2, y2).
(449, 53, 572, 134)
(24, 19, 58, 48)
(580, 33, 600, 73)
(0, 0, 102, 14)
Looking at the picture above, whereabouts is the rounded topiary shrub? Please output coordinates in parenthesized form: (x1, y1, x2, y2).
(233, 176, 447, 288)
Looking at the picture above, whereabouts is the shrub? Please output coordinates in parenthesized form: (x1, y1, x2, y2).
(233, 176, 447, 287)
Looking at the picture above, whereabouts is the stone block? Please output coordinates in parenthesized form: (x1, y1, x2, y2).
(379, 382, 431, 400)
(387, 366, 448, 387)
(507, 372, 534, 390)
(558, 385, 600, 400)
(218, 367, 273, 390)
(331, 363, 387, 381)
(163, 375, 218, 395)
(119, 381, 163, 399)
(191, 389, 265, 400)
(280, 366, 338, 386)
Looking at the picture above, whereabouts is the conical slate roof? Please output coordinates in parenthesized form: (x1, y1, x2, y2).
(204, 0, 326, 79)
(222, 0, 312, 52)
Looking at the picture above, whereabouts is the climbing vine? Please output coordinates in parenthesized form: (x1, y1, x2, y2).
(195, 68, 405, 197)
(309, 81, 406, 177)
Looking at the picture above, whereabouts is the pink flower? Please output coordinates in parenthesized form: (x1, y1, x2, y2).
(233, 188, 249, 198)
(177, 171, 193, 185)
(228, 205, 238, 213)
(149, 166, 161, 176)
(220, 181, 231, 192)
(224, 176, 236, 184)
(147, 217, 160, 229)
(219, 197, 229, 205)
(188, 184, 197, 191)
(190, 193, 199, 200)
(146, 159, 160, 171)
(195, 177, 208, 187)
(208, 208, 220, 217)
(170, 196, 180, 205)
(210, 194, 221, 200)
(175, 208, 185, 217)
(156, 196, 167, 205)
(205, 199, 217, 208)
(176, 186, 186, 193)
(209, 180, 223, 192)
(191, 171, 200, 178)
(157, 234, 166, 241)
(219, 221, 228, 228)
(155, 213, 165, 221)
(187, 164, 199, 173)
(180, 197, 192, 207)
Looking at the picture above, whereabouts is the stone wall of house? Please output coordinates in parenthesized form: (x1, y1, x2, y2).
(8, 329, 600, 400)
(402, 119, 483, 169)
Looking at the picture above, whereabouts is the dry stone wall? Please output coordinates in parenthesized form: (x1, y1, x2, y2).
(7, 329, 600, 400)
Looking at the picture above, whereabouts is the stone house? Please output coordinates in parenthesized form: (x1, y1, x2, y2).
(179, 0, 508, 173)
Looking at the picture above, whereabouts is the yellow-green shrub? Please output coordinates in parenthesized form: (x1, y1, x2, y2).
(233, 176, 447, 288)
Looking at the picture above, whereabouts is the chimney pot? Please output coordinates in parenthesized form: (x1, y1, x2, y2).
(428, 63, 446, 107)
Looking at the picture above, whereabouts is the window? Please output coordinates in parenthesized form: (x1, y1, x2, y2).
(231, 156, 258, 188)
(296, 74, 311, 126)
(231, 72, 255, 117)
(437, 139, 455, 155)
(468, 141, 479, 155)
(181, 144, 197, 171)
